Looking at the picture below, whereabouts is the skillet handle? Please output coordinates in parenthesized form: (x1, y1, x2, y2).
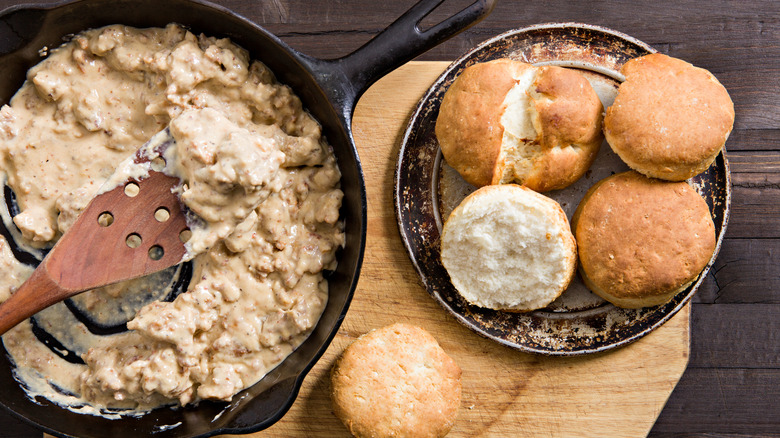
(308, 0, 496, 122)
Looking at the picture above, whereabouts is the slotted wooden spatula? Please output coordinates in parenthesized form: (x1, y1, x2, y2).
(0, 130, 189, 335)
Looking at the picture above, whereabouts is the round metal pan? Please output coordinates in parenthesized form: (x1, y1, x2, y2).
(0, 0, 496, 437)
(395, 23, 730, 356)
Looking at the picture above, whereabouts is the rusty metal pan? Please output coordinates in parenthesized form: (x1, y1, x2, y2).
(394, 23, 731, 355)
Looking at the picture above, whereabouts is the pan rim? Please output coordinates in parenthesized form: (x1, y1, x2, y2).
(394, 22, 731, 356)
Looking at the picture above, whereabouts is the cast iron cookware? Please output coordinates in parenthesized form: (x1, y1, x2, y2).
(0, 0, 496, 436)
(395, 24, 731, 355)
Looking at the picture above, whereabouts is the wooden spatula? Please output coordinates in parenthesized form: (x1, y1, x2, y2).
(0, 130, 189, 335)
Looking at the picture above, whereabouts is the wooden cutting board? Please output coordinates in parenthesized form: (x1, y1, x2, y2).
(234, 60, 691, 438)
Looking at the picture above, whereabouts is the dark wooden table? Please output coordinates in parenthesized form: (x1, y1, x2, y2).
(0, 0, 777, 436)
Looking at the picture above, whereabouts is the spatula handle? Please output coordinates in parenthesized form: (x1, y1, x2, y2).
(0, 262, 64, 335)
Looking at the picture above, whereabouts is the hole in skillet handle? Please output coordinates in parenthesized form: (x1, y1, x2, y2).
(320, 0, 497, 118)
(419, 0, 486, 33)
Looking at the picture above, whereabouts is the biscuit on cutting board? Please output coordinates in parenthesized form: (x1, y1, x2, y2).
(330, 323, 462, 438)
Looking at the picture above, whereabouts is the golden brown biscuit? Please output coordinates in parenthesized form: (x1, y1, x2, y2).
(436, 59, 603, 192)
(572, 171, 716, 308)
(604, 53, 735, 181)
(331, 324, 462, 438)
(441, 184, 577, 311)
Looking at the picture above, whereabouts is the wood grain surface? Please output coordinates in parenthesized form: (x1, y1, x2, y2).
(252, 61, 691, 438)
(1, 0, 778, 437)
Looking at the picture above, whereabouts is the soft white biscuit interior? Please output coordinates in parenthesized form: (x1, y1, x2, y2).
(498, 69, 540, 183)
(441, 188, 573, 311)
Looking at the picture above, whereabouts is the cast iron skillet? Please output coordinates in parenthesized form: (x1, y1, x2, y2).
(0, 0, 496, 437)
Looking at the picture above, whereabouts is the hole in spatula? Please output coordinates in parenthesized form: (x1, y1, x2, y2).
(179, 229, 192, 243)
(124, 182, 140, 197)
(126, 233, 142, 248)
(154, 207, 170, 222)
(151, 157, 166, 172)
(148, 245, 164, 260)
(97, 212, 114, 227)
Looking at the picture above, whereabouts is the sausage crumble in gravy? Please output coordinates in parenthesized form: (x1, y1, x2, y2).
(0, 24, 344, 415)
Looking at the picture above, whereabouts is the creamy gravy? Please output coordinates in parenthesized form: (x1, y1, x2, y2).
(0, 24, 344, 415)
(165, 107, 286, 257)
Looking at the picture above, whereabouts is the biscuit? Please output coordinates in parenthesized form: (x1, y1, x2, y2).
(441, 184, 577, 311)
(330, 324, 462, 438)
(436, 58, 603, 192)
(604, 53, 735, 181)
(572, 171, 716, 308)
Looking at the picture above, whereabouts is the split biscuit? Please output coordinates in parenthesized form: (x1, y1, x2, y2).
(441, 184, 577, 311)
(436, 58, 603, 192)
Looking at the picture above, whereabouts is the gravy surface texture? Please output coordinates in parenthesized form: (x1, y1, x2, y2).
(0, 24, 344, 415)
